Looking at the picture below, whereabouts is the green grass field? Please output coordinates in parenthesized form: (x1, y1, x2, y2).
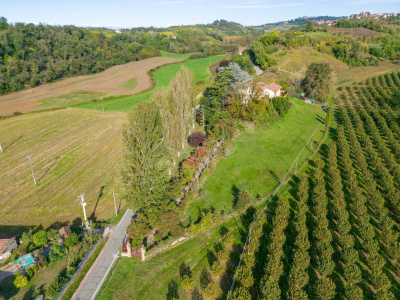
(186, 99, 326, 222)
(119, 77, 138, 90)
(77, 55, 224, 112)
(41, 91, 109, 107)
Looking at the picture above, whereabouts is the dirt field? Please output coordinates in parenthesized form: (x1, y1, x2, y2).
(328, 27, 382, 37)
(0, 56, 184, 116)
(0, 108, 126, 232)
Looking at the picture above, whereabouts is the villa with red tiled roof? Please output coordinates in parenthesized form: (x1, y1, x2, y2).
(242, 81, 283, 103)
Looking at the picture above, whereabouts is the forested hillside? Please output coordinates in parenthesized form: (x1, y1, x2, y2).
(0, 18, 242, 96)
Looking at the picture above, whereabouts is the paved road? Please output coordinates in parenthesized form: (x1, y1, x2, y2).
(253, 65, 263, 76)
(73, 209, 134, 300)
(0, 263, 18, 282)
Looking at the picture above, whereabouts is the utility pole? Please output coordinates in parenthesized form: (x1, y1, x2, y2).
(0, 143, 2, 153)
(202, 105, 205, 129)
(25, 154, 36, 185)
(113, 189, 118, 217)
(101, 98, 104, 113)
(192, 108, 195, 129)
(78, 194, 88, 227)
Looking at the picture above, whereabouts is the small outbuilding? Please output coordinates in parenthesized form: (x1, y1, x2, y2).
(0, 236, 17, 261)
(59, 226, 72, 240)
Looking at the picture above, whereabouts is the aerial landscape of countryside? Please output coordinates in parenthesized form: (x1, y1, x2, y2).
(0, 1, 400, 300)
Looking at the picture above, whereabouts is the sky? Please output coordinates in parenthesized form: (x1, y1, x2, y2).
(1, 0, 399, 28)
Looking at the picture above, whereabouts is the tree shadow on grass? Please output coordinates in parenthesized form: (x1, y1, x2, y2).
(3, 135, 23, 152)
(191, 287, 203, 300)
(37, 156, 59, 184)
(89, 185, 105, 222)
(22, 286, 35, 300)
(166, 279, 179, 300)
(179, 262, 191, 278)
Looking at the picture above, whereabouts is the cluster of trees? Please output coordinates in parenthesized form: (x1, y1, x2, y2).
(123, 67, 208, 247)
(0, 17, 162, 95)
(336, 16, 400, 34)
(248, 31, 280, 70)
(12, 227, 99, 298)
(301, 62, 333, 102)
(203, 60, 291, 126)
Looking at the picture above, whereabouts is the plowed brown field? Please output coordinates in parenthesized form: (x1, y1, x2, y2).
(0, 56, 184, 116)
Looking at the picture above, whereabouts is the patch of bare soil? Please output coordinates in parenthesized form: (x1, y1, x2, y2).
(0, 56, 184, 116)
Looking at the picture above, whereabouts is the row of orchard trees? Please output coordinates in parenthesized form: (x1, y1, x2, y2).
(226, 80, 400, 299)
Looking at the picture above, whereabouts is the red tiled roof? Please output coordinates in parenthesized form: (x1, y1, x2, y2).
(59, 226, 72, 240)
(265, 82, 282, 93)
(0, 238, 10, 255)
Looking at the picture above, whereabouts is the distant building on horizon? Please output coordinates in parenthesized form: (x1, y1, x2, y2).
(238, 46, 247, 55)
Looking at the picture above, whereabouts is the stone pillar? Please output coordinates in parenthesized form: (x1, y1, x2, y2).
(127, 243, 132, 258)
(141, 247, 146, 262)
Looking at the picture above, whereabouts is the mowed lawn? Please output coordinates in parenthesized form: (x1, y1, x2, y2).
(97, 216, 241, 300)
(77, 55, 224, 112)
(0, 109, 126, 232)
(187, 99, 325, 221)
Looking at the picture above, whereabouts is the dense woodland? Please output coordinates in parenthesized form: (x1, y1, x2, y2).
(0, 18, 239, 96)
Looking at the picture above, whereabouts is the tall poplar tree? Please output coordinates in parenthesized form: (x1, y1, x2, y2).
(121, 102, 167, 224)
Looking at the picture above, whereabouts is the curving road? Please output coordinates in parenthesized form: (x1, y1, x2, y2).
(72, 209, 134, 300)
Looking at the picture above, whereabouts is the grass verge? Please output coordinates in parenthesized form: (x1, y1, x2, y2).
(61, 238, 108, 300)
(186, 98, 325, 222)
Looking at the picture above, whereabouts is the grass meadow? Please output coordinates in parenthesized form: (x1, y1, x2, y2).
(275, 47, 399, 85)
(77, 55, 224, 112)
(186, 99, 326, 222)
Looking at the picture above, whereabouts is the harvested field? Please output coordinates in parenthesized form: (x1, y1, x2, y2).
(0, 109, 126, 233)
(275, 47, 399, 85)
(0, 56, 184, 116)
(328, 27, 382, 37)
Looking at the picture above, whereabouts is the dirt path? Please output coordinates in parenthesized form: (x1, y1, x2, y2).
(0, 56, 184, 116)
